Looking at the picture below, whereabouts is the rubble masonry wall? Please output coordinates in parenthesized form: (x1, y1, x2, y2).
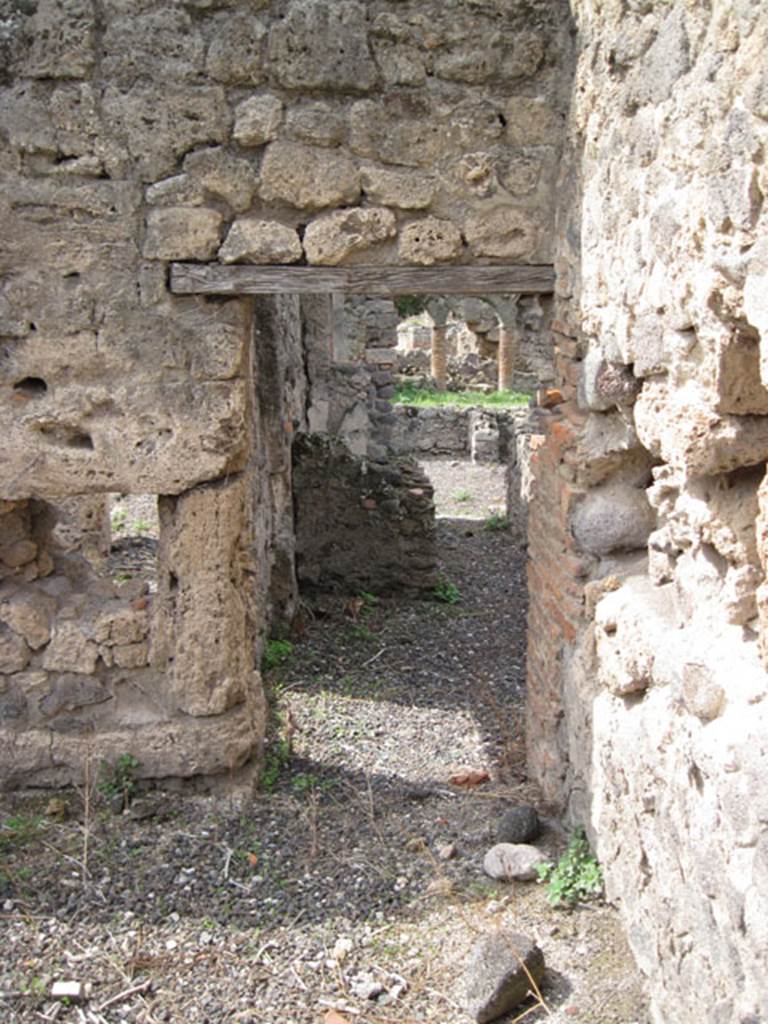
(526, 2, 768, 1020)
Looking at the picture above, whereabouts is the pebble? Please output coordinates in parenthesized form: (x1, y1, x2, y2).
(463, 930, 545, 1024)
(496, 804, 541, 845)
(483, 843, 549, 881)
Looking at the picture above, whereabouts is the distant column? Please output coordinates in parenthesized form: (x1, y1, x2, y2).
(498, 323, 518, 391)
(493, 296, 521, 392)
(431, 321, 448, 390)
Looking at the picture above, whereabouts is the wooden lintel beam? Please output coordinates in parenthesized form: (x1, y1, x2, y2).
(169, 263, 555, 297)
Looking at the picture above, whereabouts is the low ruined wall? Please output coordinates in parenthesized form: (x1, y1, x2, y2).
(390, 404, 533, 463)
(526, 1, 768, 1020)
(293, 435, 437, 596)
(0, 494, 259, 788)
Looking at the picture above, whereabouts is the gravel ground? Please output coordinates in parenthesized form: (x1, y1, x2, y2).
(0, 461, 649, 1024)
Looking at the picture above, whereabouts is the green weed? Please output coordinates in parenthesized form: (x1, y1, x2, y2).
(263, 638, 294, 671)
(455, 490, 473, 503)
(537, 827, 603, 907)
(484, 512, 509, 531)
(98, 754, 140, 808)
(433, 577, 461, 604)
(260, 738, 291, 791)
(0, 814, 44, 855)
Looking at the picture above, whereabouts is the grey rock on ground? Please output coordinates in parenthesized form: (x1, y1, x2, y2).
(497, 804, 541, 844)
(483, 843, 549, 882)
(463, 930, 545, 1023)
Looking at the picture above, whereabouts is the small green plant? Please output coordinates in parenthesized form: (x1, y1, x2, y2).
(433, 577, 461, 604)
(260, 738, 291, 791)
(345, 623, 374, 643)
(359, 591, 379, 613)
(98, 754, 140, 808)
(110, 506, 127, 534)
(484, 512, 509, 531)
(133, 518, 151, 536)
(536, 827, 603, 907)
(291, 772, 319, 793)
(455, 490, 473, 503)
(262, 638, 294, 671)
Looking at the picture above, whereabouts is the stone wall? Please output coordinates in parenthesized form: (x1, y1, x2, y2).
(390, 404, 532, 464)
(526, 2, 768, 1020)
(0, 0, 570, 789)
(293, 435, 437, 596)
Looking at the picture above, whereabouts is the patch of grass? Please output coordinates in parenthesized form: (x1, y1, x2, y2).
(344, 624, 375, 643)
(261, 738, 292, 792)
(537, 826, 603, 907)
(454, 490, 473, 503)
(394, 384, 530, 408)
(110, 506, 127, 534)
(133, 518, 151, 535)
(433, 576, 461, 604)
(484, 511, 509, 531)
(263, 638, 294, 671)
(0, 814, 45, 855)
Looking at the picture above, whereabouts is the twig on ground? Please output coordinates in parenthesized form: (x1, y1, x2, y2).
(95, 978, 152, 1013)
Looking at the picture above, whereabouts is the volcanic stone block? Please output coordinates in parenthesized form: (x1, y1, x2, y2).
(259, 142, 360, 210)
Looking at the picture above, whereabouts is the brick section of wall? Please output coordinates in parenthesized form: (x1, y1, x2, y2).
(525, 321, 588, 804)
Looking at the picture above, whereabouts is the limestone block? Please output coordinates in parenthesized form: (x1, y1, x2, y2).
(744, 237, 768, 377)
(143, 207, 224, 261)
(579, 348, 640, 412)
(102, 85, 231, 182)
(350, 99, 444, 169)
(0, 587, 57, 649)
(0, 623, 31, 674)
(3, 691, 262, 786)
(464, 208, 538, 260)
(38, 675, 111, 717)
(398, 218, 463, 265)
(51, 494, 110, 560)
(361, 166, 435, 210)
(206, 12, 267, 85)
(505, 97, 563, 146)
(1, 539, 37, 569)
(43, 622, 98, 674)
(182, 148, 258, 213)
(284, 103, 345, 148)
(304, 208, 396, 266)
(152, 476, 255, 718)
(26, 0, 95, 79)
(498, 155, 542, 196)
(571, 479, 656, 556)
(102, 9, 204, 86)
(371, 39, 426, 86)
(112, 642, 149, 669)
(93, 605, 149, 646)
(577, 412, 643, 487)
(219, 219, 302, 265)
(259, 141, 360, 211)
(434, 47, 500, 85)
(0, 376, 248, 498)
(268, 0, 378, 93)
(681, 663, 725, 722)
(594, 591, 655, 696)
(715, 331, 768, 416)
(233, 95, 283, 147)
(635, 382, 768, 477)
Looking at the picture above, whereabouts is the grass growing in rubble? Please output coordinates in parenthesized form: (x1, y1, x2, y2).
(394, 385, 530, 408)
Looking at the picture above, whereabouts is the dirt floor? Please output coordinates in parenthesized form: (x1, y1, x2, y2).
(0, 461, 650, 1024)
